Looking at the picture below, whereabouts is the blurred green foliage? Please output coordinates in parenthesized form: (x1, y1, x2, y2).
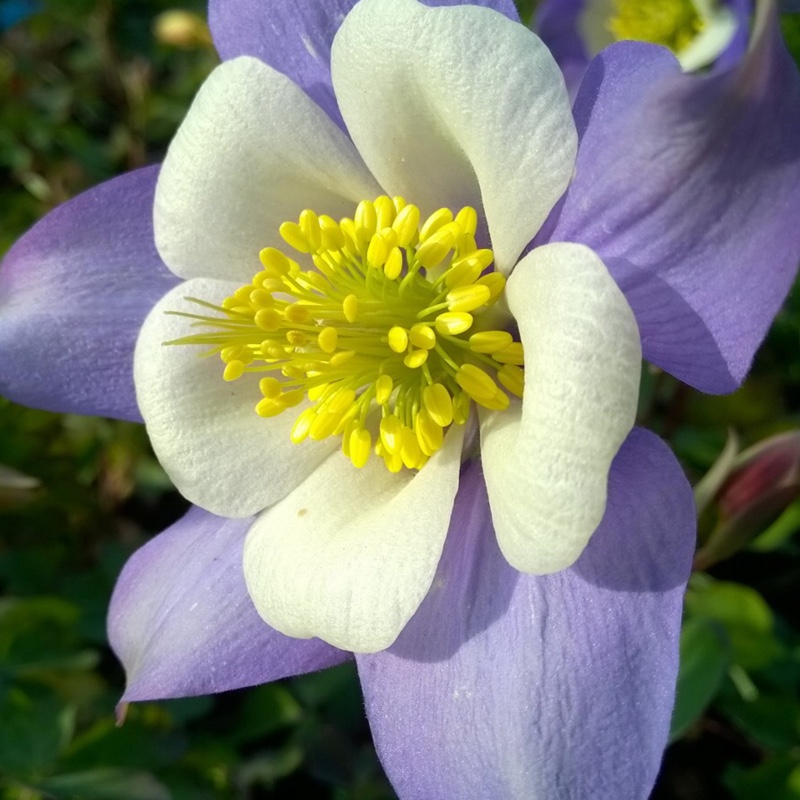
(1, 1, 800, 798)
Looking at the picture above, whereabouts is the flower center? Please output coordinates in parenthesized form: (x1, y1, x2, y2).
(608, 0, 704, 54)
(168, 195, 524, 473)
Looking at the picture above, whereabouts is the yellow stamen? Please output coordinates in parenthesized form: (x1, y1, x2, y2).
(169, 196, 525, 472)
(608, 0, 704, 54)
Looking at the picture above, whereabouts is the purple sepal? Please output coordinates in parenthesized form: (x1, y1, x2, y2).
(0, 166, 178, 421)
(108, 506, 350, 702)
(357, 429, 694, 800)
(540, 16, 800, 393)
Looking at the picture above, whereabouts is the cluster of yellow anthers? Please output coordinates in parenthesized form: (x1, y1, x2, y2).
(169, 195, 524, 472)
(608, 0, 703, 54)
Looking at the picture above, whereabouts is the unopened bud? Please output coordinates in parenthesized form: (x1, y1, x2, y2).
(694, 431, 800, 571)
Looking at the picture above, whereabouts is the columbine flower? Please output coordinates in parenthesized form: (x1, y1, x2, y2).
(1, 0, 799, 797)
(537, 0, 751, 93)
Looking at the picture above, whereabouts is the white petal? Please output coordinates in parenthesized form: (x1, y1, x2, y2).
(155, 56, 382, 283)
(480, 243, 641, 573)
(243, 425, 465, 653)
(134, 279, 335, 517)
(331, 0, 576, 273)
(679, 2, 737, 71)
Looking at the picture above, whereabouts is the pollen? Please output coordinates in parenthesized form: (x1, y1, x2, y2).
(608, 0, 704, 54)
(166, 196, 525, 472)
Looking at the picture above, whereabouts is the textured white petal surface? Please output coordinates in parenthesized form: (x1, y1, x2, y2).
(154, 56, 381, 283)
(331, 0, 576, 273)
(243, 425, 465, 653)
(480, 243, 642, 573)
(134, 279, 335, 517)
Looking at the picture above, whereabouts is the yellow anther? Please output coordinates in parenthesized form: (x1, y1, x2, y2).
(260, 278, 285, 292)
(279, 221, 311, 254)
(392, 204, 421, 247)
(453, 391, 471, 425)
(223, 360, 245, 381)
(383, 449, 404, 473)
(221, 345, 245, 362)
(476, 272, 506, 303)
(388, 326, 409, 354)
(447, 284, 491, 313)
(423, 383, 454, 427)
(281, 389, 304, 408)
(310, 409, 343, 440)
(415, 224, 458, 269)
(375, 374, 394, 405)
(330, 350, 356, 367)
(349, 427, 372, 468)
(392, 196, 407, 214)
(469, 330, 513, 354)
(282, 364, 305, 380)
(375, 195, 396, 229)
(318, 326, 338, 353)
(336, 216, 356, 249)
(455, 206, 478, 237)
(343, 294, 358, 323)
(299, 209, 322, 251)
(367, 231, 390, 268)
(342, 421, 354, 457)
(498, 364, 524, 397)
(259, 247, 292, 275)
(456, 363, 500, 401)
(334, 403, 360, 437)
(259, 377, 282, 399)
(234, 285, 253, 302)
(328, 388, 357, 414)
(492, 342, 524, 365)
(319, 215, 345, 250)
(443, 258, 484, 289)
(300, 270, 329, 292)
(250, 289, 274, 308)
(291, 408, 317, 442)
(409, 323, 436, 350)
(256, 397, 285, 418)
(401, 426, 424, 470)
(456, 232, 477, 257)
(264, 343, 286, 359)
(380, 414, 404, 455)
(480, 389, 511, 411)
(355, 199, 377, 244)
(434, 312, 473, 336)
(285, 303, 310, 324)
(384, 247, 403, 280)
(404, 349, 428, 369)
(419, 208, 453, 242)
(286, 330, 307, 346)
(415, 409, 444, 456)
(308, 383, 329, 402)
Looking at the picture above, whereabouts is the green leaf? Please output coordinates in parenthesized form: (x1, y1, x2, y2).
(35, 769, 171, 800)
(719, 690, 800, 750)
(685, 580, 783, 670)
(0, 683, 73, 776)
(726, 755, 800, 800)
(232, 684, 303, 745)
(670, 617, 731, 741)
